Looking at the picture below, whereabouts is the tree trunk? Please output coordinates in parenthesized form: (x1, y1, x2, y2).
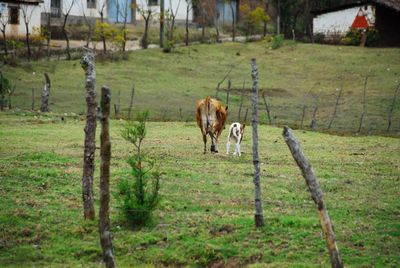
(387, 83, 400, 132)
(160, 0, 165, 48)
(80, 50, 97, 220)
(251, 58, 264, 228)
(100, 11, 107, 53)
(327, 85, 343, 130)
(40, 73, 51, 112)
(99, 86, 116, 268)
(1, 29, 7, 55)
(24, 22, 31, 61)
(300, 105, 306, 129)
(62, 12, 71, 60)
(46, 13, 51, 60)
(262, 91, 272, 125)
(230, 1, 235, 42)
(142, 18, 150, 49)
(282, 126, 344, 268)
(128, 86, 135, 120)
(357, 75, 368, 133)
(185, 4, 189, 46)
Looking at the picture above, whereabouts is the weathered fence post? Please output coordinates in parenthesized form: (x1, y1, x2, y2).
(244, 108, 249, 124)
(251, 58, 264, 227)
(238, 80, 245, 121)
(282, 126, 343, 268)
(40, 73, 50, 112)
(179, 105, 183, 121)
(226, 79, 231, 107)
(327, 85, 343, 130)
(128, 86, 135, 120)
(114, 90, 120, 118)
(300, 104, 307, 129)
(99, 86, 116, 268)
(81, 50, 97, 220)
(31, 88, 35, 111)
(262, 91, 273, 125)
(387, 83, 400, 133)
(357, 75, 368, 133)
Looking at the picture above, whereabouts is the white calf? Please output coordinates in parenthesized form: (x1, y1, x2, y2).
(226, 122, 245, 156)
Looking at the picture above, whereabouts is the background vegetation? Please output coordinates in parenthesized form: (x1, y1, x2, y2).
(1, 42, 399, 134)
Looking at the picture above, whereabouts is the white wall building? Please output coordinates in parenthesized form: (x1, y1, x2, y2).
(313, 5, 375, 36)
(0, 0, 43, 38)
(41, 0, 106, 20)
(135, 0, 192, 22)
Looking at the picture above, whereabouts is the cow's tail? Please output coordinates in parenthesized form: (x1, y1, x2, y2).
(205, 96, 211, 133)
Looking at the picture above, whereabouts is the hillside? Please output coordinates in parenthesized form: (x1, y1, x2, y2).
(1, 42, 400, 134)
(0, 113, 399, 267)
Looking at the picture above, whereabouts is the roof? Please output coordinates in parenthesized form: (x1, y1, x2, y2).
(312, 0, 400, 15)
(1, 0, 43, 5)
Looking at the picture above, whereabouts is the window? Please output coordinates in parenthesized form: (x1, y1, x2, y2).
(87, 0, 96, 9)
(9, 7, 19, 25)
(149, 0, 159, 6)
(50, 0, 61, 17)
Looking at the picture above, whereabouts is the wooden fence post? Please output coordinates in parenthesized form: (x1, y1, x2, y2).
(226, 79, 231, 107)
(128, 86, 135, 120)
(327, 85, 343, 130)
(80, 49, 97, 220)
(387, 83, 400, 133)
(238, 80, 245, 121)
(40, 73, 51, 112)
(251, 58, 264, 227)
(282, 126, 343, 268)
(99, 86, 116, 268)
(357, 75, 368, 133)
(262, 91, 273, 125)
(31, 88, 35, 111)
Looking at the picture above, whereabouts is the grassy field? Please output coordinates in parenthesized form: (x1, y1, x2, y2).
(1, 41, 400, 134)
(0, 112, 399, 267)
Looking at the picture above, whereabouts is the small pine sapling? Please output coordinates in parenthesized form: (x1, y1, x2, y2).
(117, 111, 160, 227)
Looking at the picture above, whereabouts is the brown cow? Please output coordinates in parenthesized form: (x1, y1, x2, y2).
(196, 96, 228, 153)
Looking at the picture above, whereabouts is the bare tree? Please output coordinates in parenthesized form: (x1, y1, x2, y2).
(283, 126, 344, 268)
(78, 0, 95, 48)
(99, 86, 116, 268)
(137, 1, 156, 49)
(21, 4, 38, 61)
(118, 0, 132, 52)
(98, 0, 107, 53)
(0, 11, 8, 55)
(62, 0, 75, 60)
(160, 0, 165, 48)
(226, 0, 236, 41)
(184, 0, 193, 46)
(80, 50, 97, 220)
(40, 73, 51, 112)
(251, 58, 264, 228)
(165, 0, 181, 44)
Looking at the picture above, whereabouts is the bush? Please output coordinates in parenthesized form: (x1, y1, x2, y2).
(270, 34, 284, 49)
(313, 33, 325, 44)
(341, 27, 379, 46)
(116, 111, 160, 227)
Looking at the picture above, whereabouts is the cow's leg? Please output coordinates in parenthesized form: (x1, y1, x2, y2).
(226, 135, 231, 155)
(203, 133, 207, 154)
(234, 141, 241, 156)
(210, 134, 217, 153)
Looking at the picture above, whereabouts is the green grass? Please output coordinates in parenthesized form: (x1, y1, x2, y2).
(1, 42, 400, 134)
(0, 113, 399, 267)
